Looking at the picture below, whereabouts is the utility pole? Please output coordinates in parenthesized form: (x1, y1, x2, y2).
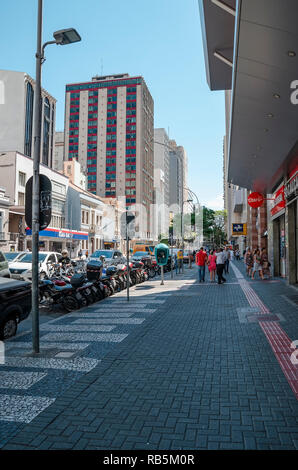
(170, 234, 173, 279)
(30, 7, 81, 353)
(181, 203, 184, 273)
(126, 223, 130, 301)
(31, 0, 43, 353)
(125, 211, 135, 301)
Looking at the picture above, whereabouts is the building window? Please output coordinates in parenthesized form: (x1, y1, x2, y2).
(18, 192, 25, 206)
(42, 97, 50, 165)
(19, 172, 26, 187)
(24, 82, 34, 157)
(82, 210, 85, 224)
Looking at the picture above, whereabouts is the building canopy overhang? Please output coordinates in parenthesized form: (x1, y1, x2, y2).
(229, 0, 298, 192)
(199, 0, 235, 90)
(200, 0, 298, 191)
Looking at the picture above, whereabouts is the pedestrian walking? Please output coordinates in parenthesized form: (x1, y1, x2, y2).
(224, 246, 230, 274)
(235, 249, 240, 260)
(260, 247, 271, 279)
(78, 248, 83, 259)
(251, 249, 264, 280)
(215, 248, 226, 284)
(207, 249, 217, 282)
(245, 247, 253, 277)
(195, 247, 208, 282)
(177, 249, 183, 273)
(174, 253, 178, 275)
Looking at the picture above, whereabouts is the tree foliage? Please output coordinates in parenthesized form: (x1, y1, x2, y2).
(203, 207, 227, 247)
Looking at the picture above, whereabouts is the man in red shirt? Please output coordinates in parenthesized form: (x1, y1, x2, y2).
(195, 247, 208, 282)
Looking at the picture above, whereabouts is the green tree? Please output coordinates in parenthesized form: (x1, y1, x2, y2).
(203, 207, 215, 240)
(203, 207, 227, 247)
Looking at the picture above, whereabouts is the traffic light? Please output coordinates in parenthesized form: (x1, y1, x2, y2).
(154, 243, 169, 266)
(25, 175, 52, 230)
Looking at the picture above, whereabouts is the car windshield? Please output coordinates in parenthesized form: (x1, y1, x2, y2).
(4, 252, 21, 261)
(91, 250, 113, 259)
(18, 253, 47, 263)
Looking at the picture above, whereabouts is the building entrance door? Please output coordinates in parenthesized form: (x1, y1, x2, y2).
(273, 214, 287, 278)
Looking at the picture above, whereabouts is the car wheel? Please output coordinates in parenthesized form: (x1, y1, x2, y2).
(1, 315, 18, 340)
(62, 295, 79, 312)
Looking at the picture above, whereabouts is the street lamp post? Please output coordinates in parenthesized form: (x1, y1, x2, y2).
(32, 0, 81, 353)
(181, 198, 193, 273)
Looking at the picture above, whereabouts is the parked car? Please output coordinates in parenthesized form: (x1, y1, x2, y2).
(89, 249, 126, 266)
(9, 251, 61, 280)
(0, 277, 32, 339)
(183, 249, 193, 263)
(0, 251, 11, 278)
(131, 251, 153, 266)
(132, 244, 155, 255)
(3, 251, 27, 265)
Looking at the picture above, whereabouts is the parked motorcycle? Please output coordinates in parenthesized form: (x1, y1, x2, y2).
(39, 279, 80, 312)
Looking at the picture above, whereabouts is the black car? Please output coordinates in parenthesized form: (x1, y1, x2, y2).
(131, 251, 153, 266)
(0, 277, 32, 340)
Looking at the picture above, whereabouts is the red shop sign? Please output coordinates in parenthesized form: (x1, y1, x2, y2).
(247, 192, 264, 208)
(271, 185, 285, 216)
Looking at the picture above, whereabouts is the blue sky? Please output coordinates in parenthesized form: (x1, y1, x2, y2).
(1, 0, 225, 209)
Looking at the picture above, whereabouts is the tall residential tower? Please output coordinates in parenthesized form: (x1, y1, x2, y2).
(64, 73, 154, 239)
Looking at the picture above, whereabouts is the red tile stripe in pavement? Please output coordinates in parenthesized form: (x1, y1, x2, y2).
(231, 263, 298, 399)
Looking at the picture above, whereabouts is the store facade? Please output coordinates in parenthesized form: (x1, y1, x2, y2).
(25, 227, 88, 256)
(285, 167, 298, 284)
(268, 184, 287, 278)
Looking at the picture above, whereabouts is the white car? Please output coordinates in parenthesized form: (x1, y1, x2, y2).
(9, 252, 61, 281)
(3, 251, 27, 265)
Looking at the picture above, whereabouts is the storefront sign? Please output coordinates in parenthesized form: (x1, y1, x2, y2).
(270, 185, 285, 216)
(247, 192, 264, 208)
(232, 223, 247, 236)
(26, 227, 88, 240)
(284, 168, 298, 201)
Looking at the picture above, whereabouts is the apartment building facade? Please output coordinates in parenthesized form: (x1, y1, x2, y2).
(169, 140, 188, 210)
(64, 73, 154, 240)
(53, 131, 64, 172)
(153, 128, 170, 240)
(223, 91, 248, 254)
(0, 69, 56, 168)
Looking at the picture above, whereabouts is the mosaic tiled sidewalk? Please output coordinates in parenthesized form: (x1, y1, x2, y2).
(0, 271, 190, 447)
